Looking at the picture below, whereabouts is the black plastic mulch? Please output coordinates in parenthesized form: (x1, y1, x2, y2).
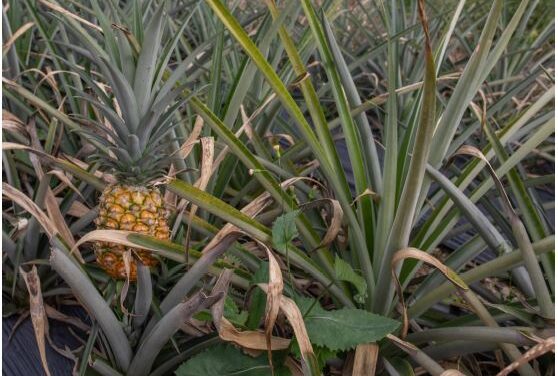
(3, 306, 88, 376)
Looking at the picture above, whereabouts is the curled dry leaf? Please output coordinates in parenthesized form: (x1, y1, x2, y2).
(2, 183, 58, 238)
(210, 269, 290, 351)
(277, 295, 318, 374)
(351, 188, 380, 205)
(218, 320, 290, 351)
(391, 248, 468, 338)
(20, 266, 52, 376)
(264, 132, 295, 147)
(259, 284, 318, 374)
(71, 229, 161, 256)
(239, 95, 277, 143)
(299, 198, 343, 251)
(262, 243, 284, 373)
(496, 337, 555, 376)
(451, 145, 515, 219)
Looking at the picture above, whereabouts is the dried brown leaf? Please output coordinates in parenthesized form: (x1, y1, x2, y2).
(2, 183, 58, 238)
(263, 245, 283, 373)
(351, 188, 380, 205)
(185, 137, 215, 250)
(38, 0, 102, 31)
(3, 22, 34, 55)
(259, 284, 317, 371)
(496, 337, 555, 376)
(300, 198, 343, 251)
(2, 111, 27, 136)
(210, 270, 290, 351)
(177, 115, 204, 159)
(352, 343, 378, 376)
(71, 229, 158, 255)
(277, 294, 315, 370)
(451, 145, 515, 219)
(391, 248, 468, 337)
(20, 266, 51, 376)
(62, 200, 90, 218)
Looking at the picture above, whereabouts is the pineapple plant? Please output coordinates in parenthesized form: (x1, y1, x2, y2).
(63, 5, 190, 280)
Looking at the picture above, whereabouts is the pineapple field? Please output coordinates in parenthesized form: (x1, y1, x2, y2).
(1, 0, 555, 375)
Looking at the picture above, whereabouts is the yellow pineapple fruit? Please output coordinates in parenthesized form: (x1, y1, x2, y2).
(94, 185, 170, 280)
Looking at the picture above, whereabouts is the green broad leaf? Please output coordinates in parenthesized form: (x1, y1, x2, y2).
(334, 256, 367, 304)
(175, 344, 290, 376)
(193, 311, 212, 322)
(272, 210, 301, 253)
(224, 296, 248, 327)
(296, 297, 399, 351)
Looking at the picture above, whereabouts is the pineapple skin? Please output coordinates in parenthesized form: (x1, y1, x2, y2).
(94, 185, 170, 280)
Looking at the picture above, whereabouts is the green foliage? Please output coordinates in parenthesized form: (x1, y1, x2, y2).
(334, 255, 367, 304)
(223, 295, 248, 327)
(272, 210, 301, 253)
(296, 297, 400, 351)
(175, 344, 290, 376)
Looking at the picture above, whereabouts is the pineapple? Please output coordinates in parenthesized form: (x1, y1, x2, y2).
(95, 185, 169, 279)
(67, 6, 189, 280)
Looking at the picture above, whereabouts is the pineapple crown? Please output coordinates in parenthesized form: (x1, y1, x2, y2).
(55, 2, 194, 185)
